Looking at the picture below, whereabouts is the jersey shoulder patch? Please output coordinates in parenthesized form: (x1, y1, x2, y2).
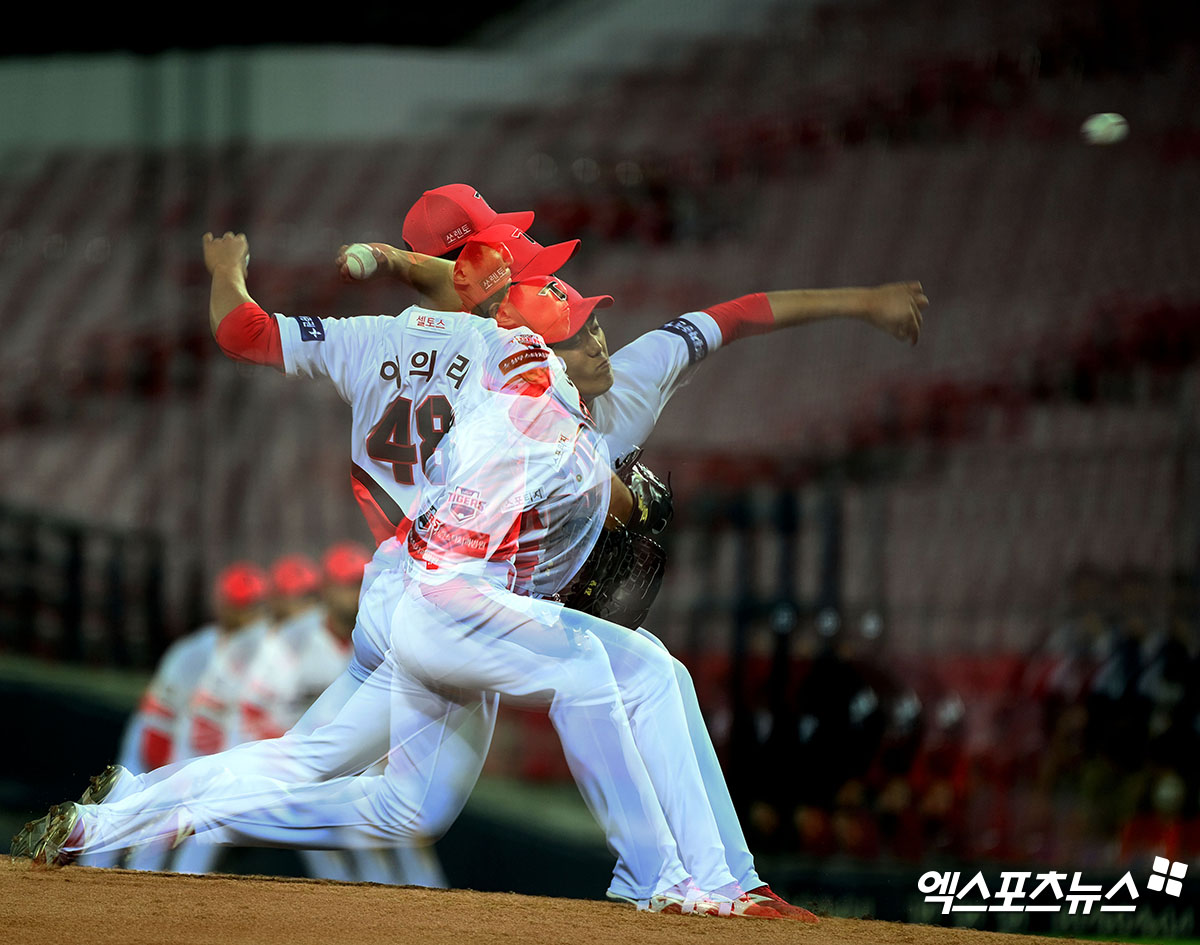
(512, 332, 548, 349)
(657, 316, 708, 364)
(288, 314, 325, 342)
(499, 348, 551, 374)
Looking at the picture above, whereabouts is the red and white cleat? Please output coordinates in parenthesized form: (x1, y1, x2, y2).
(609, 879, 783, 918)
(747, 884, 820, 923)
(687, 892, 783, 919)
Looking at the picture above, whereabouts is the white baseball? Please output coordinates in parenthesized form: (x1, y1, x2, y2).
(345, 243, 379, 280)
(1081, 112, 1129, 145)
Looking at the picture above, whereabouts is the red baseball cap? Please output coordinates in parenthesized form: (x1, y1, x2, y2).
(453, 237, 514, 310)
(323, 541, 372, 586)
(214, 561, 269, 610)
(498, 275, 613, 343)
(496, 277, 572, 343)
(471, 223, 579, 280)
(558, 277, 614, 330)
(403, 184, 535, 257)
(270, 554, 321, 599)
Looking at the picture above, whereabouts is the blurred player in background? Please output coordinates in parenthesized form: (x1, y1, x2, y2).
(78, 562, 269, 871)
(241, 543, 447, 887)
(165, 562, 274, 874)
(239, 551, 341, 745)
(266, 553, 323, 629)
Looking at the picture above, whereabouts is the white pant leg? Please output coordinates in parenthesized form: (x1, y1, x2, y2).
(120, 839, 172, 872)
(300, 849, 358, 882)
(95, 573, 404, 848)
(342, 845, 447, 887)
(176, 657, 493, 850)
(167, 835, 222, 874)
(120, 567, 397, 800)
(88, 669, 390, 848)
(80, 665, 402, 855)
(633, 628, 762, 892)
(376, 845, 447, 887)
(77, 581, 497, 860)
(121, 666, 374, 803)
(571, 614, 739, 895)
(394, 576, 689, 901)
(337, 760, 447, 887)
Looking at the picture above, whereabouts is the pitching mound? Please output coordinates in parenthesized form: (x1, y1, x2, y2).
(2, 856, 1102, 945)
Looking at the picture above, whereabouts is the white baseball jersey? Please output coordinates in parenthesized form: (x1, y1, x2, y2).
(275, 307, 562, 546)
(279, 609, 354, 716)
(179, 619, 271, 758)
(239, 608, 352, 740)
(589, 311, 723, 473)
(133, 624, 223, 771)
(405, 357, 609, 598)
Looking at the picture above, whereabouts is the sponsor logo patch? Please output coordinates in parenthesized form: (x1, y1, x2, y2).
(499, 348, 551, 374)
(659, 317, 708, 364)
(478, 266, 507, 294)
(413, 313, 451, 333)
(427, 519, 489, 558)
(442, 223, 474, 247)
(502, 486, 546, 512)
(293, 315, 325, 342)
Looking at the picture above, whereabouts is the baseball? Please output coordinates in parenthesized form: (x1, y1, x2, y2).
(344, 243, 379, 280)
(1081, 112, 1129, 145)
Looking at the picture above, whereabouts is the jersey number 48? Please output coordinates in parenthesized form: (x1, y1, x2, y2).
(366, 394, 454, 484)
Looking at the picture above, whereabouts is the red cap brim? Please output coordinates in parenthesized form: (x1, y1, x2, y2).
(558, 279, 614, 338)
(492, 209, 536, 233)
(516, 238, 580, 279)
(572, 293, 614, 320)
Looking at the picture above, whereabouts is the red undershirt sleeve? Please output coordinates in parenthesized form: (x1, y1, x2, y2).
(214, 301, 285, 370)
(703, 293, 775, 345)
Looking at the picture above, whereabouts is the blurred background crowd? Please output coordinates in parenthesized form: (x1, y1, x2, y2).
(1, 0, 1198, 906)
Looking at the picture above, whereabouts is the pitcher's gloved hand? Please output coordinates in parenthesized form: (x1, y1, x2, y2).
(558, 529, 666, 630)
(624, 463, 672, 536)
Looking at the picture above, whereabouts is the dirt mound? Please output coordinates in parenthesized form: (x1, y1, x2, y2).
(1, 856, 1103, 945)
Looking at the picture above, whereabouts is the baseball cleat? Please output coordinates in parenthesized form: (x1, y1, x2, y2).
(609, 883, 782, 918)
(747, 885, 820, 923)
(33, 802, 85, 867)
(606, 891, 684, 914)
(79, 764, 134, 806)
(10, 812, 52, 860)
(684, 893, 782, 919)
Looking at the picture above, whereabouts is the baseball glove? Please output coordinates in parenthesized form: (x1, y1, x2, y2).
(558, 527, 666, 629)
(625, 462, 673, 536)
